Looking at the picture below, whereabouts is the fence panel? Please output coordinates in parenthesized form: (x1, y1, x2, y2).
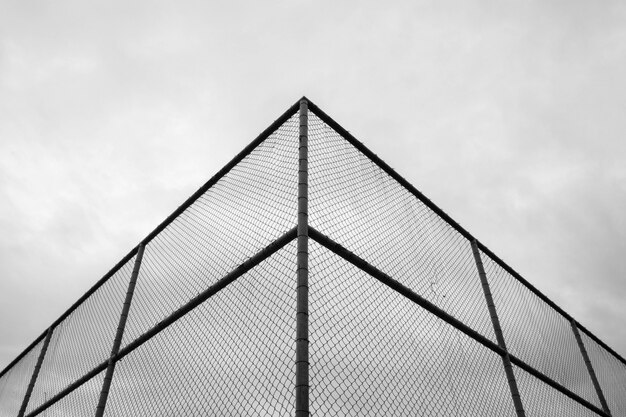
(309, 240, 515, 416)
(308, 110, 495, 343)
(29, 369, 105, 417)
(103, 241, 296, 416)
(121, 114, 299, 347)
(25, 257, 135, 414)
(514, 365, 600, 416)
(580, 329, 626, 416)
(481, 250, 602, 409)
(0, 340, 43, 416)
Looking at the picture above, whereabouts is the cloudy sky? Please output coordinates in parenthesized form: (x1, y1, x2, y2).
(1, 0, 625, 375)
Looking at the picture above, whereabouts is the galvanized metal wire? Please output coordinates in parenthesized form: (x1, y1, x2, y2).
(309, 240, 516, 416)
(34, 369, 105, 417)
(308, 112, 497, 344)
(104, 241, 296, 416)
(0, 341, 42, 416)
(581, 330, 626, 416)
(25, 256, 134, 415)
(514, 364, 601, 417)
(482, 249, 603, 409)
(121, 113, 299, 348)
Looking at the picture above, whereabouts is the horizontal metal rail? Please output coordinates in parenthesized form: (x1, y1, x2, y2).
(306, 99, 626, 369)
(309, 226, 609, 417)
(24, 227, 298, 417)
(0, 100, 300, 380)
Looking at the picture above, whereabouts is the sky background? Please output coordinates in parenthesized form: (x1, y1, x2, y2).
(1, 0, 625, 375)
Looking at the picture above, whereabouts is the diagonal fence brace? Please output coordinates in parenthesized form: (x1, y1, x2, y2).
(17, 327, 54, 417)
(571, 319, 612, 415)
(95, 243, 145, 417)
(471, 238, 526, 417)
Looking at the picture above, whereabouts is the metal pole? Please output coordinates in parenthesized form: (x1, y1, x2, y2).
(295, 98, 309, 417)
(17, 327, 53, 417)
(471, 239, 526, 417)
(571, 319, 611, 415)
(95, 243, 145, 417)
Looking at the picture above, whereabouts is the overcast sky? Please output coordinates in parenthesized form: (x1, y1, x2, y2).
(1, 0, 625, 374)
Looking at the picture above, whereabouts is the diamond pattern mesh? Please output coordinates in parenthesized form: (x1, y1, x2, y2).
(514, 365, 601, 417)
(26, 256, 135, 414)
(32, 369, 105, 417)
(580, 330, 626, 416)
(104, 242, 296, 416)
(0, 340, 42, 416)
(309, 240, 515, 416)
(482, 249, 601, 409)
(122, 114, 299, 347)
(308, 111, 495, 343)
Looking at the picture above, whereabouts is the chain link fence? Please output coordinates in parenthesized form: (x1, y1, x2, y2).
(1, 98, 624, 416)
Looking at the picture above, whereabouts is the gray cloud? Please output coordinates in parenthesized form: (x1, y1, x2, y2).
(0, 0, 625, 398)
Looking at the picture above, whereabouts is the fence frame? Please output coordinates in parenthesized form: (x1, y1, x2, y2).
(1, 97, 624, 417)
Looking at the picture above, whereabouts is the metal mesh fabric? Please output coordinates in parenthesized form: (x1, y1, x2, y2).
(514, 365, 601, 416)
(26, 256, 135, 414)
(122, 115, 299, 347)
(104, 241, 297, 416)
(309, 240, 515, 416)
(0, 340, 42, 416)
(29, 369, 105, 417)
(580, 330, 626, 416)
(307, 110, 495, 343)
(482, 249, 601, 408)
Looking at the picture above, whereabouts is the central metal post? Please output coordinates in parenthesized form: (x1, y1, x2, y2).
(295, 98, 309, 416)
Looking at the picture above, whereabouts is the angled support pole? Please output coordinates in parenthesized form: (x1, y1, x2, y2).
(471, 239, 526, 417)
(95, 243, 145, 417)
(571, 319, 611, 415)
(295, 97, 309, 417)
(17, 327, 54, 417)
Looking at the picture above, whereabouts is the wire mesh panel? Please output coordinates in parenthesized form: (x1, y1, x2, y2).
(26, 256, 136, 414)
(580, 330, 626, 416)
(0, 340, 42, 416)
(122, 115, 299, 347)
(514, 365, 601, 417)
(28, 369, 105, 417)
(307, 111, 495, 343)
(481, 250, 601, 409)
(104, 241, 297, 416)
(309, 240, 515, 416)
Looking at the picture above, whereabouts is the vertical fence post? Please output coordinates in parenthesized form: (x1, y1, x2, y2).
(471, 239, 526, 417)
(571, 319, 611, 415)
(95, 244, 145, 417)
(17, 327, 53, 417)
(295, 98, 309, 417)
